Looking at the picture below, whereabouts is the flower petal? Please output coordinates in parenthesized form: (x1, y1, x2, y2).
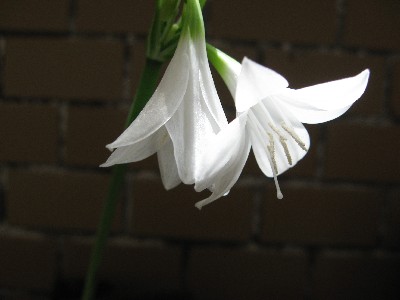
(280, 69, 369, 119)
(195, 121, 251, 209)
(100, 126, 169, 167)
(235, 57, 288, 112)
(157, 137, 181, 190)
(165, 40, 214, 184)
(197, 39, 228, 131)
(278, 97, 353, 124)
(166, 38, 228, 184)
(106, 37, 190, 150)
(194, 113, 248, 192)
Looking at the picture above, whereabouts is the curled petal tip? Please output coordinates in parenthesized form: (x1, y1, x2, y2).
(360, 68, 370, 84)
(195, 202, 203, 210)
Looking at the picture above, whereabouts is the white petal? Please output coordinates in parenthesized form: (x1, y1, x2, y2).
(279, 97, 352, 124)
(280, 69, 370, 119)
(157, 137, 181, 190)
(198, 51, 228, 131)
(101, 126, 169, 167)
(194, 113, 248, 192)
(166, 38, 226, 184)
(235, 57, 288, 112)
(106, 37, 190, 150)
(195, 124, 251, 210)
(165, 41, 209, 184)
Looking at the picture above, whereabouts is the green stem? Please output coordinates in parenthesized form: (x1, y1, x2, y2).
(81, 58, 163, 300)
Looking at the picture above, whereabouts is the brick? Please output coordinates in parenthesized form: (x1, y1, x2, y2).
(65, 106, 126, 166)
(0, 233, 57, 291)
(63, 238, 182, 296)
(76, 0, 154, 34)
(343, 0, 400, 50)
(391, 60, 400, 117)
(264, 49, 385, 117)
(260, 186, 381, 245)
(383, 189, 400, 248)
(5, 38, 124, 100)
(0, 103, 58, 163)
(131, 178, 254, 241)
(0, 293, 50, 300)
(209, 0, 336, 44)
(325, 123, 400, 182)
(7, 170, 123, 231)
(66, 103, 160, 171)
(0, 0, 69, 31)
(314, 251, 400, 299)
(188, 247, 307, 299)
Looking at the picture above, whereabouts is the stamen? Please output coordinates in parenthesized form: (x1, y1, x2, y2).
(267, 133, 278, 174)
(281, 123, 308, 151)
(268, 122, 292, 165)
(279, 138, 292, 165)
(267, 133, 283, 199)
(268, 122, 280, 136)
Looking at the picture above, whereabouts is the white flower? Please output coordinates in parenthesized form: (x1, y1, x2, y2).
(195, 56, 369, 209)
(101, 1, 227, 189)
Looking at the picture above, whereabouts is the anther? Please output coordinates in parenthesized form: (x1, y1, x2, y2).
(279, 137, 292, 165)
(281, 123, 308, 151)
(268, 122, 292, 165)
(267, 133, 278, 174)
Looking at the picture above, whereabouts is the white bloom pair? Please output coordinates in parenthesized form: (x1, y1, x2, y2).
(102, 1, 369, 209)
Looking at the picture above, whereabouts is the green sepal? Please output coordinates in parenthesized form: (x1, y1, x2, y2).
(147, 0, 182, 62)
(181, 0, 205, 39)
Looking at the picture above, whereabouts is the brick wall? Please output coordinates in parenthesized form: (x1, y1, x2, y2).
(0, 1, 399, 299)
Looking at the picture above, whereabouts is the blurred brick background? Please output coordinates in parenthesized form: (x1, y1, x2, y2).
(0, 0, 399, 299)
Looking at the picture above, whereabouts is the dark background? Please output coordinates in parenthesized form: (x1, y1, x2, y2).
(0, 0, 399, 299)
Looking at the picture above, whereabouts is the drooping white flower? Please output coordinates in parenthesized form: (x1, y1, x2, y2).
(101, 0, 227, 189)
(195, 54, 369, 209)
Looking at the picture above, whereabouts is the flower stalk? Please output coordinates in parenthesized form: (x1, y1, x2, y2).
(81, 0, 181, 297)
(81, 58, 163, 300)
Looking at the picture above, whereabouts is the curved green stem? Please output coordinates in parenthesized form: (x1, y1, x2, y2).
(81, 58, 163, 300)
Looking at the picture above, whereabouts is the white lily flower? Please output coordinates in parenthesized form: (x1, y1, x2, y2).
(101, 0, 227, 189)
(195, 54, 369, 209)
